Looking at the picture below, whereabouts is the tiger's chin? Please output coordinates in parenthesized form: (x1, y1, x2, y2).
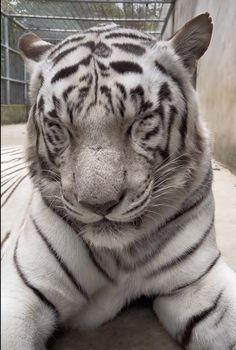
(82, 217, 143, 249)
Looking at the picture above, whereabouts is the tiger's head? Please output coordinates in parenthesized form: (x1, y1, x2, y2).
(19, 13, 213, 249)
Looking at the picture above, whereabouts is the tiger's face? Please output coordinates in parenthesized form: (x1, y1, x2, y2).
(20, 15, 212, 248)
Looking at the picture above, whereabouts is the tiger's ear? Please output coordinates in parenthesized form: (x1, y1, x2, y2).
(18, 32, 53, 74)
(169, 13, 213, 72)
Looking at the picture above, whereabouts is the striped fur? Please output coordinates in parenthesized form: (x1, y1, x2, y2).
(2, 17, 236, 350)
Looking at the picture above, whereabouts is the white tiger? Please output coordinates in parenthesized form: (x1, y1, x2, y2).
(1, 13, 236, 350)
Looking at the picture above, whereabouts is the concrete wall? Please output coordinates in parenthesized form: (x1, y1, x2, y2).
(164, 0, 236, 173)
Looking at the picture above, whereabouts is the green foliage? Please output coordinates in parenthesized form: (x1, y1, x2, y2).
(1, 0, 21, 14)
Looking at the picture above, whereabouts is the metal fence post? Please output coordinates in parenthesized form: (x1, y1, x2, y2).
(23, 66, 28, 105)
(4, 15, 10, 104)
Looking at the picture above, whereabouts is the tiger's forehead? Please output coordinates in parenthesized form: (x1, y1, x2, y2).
(37, 25, 177, 124)
(41, 24, 155, 85)
(49, 23, 153, 58)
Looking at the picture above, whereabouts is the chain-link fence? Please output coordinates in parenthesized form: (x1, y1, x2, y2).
(1, 0, 175, 124)
(1, 12, 28, 105)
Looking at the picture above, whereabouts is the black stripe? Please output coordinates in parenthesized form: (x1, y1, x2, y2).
(142, 126, 160, 141)
(80, 55, 92, 66)
(135, 179, 151, 201)
(63, 85, 77, 100)
(116, 82, 127, 100)
(180, 107, 188, 150)
(1, 231, 10, 248)
(155, 61, 188, 149)
(130, 85, 144, 98)
(39, 120, 58, 166)
(39, 156, 60, 182)
(81, 41, 95, 51)
(134, 149, 154, 165)
(171, 252, 221, 294)
(67, 107, 74, 124)
(78, 86, 90, 99)
(110, 61, 143, 74)
(147, 218, 214, 279)
(118, 97, 125, 118)
(14, 239, 59, 319)
(49, 35, 85, 58)
(140, 100, 153, 113)
(85, 243, 115, 284)
(85, 67, 98, 114)
(38, 95, 45, 112)
(52, 95, 61, 111)
(79, 73, 90, 82)
(214, 307, 227, 327)
(65, 36, 86, 44)
(105, 32, 152, 41)
(94, 65, 99, 105)
(155, 61, 168, 75)
(159, 82, 172, 102)
(181, 290, 224, 346)
(145, 145, 168, 160)
(97, 60, 109, 72)
(47, 109, 59, 119)
(51, 55, 91, 84)
(143, 114, 155, 121)
(164, 105, 178, 157)
(112, 43, 145, 56)
(38, 73, 44, 88)
(100, 85, 114, 114)
(51, 62, 80, 84)
(31, 217, 88, 300)
(33, 106, 40, 169)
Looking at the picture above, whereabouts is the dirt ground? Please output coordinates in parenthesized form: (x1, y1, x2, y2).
(1, 124, 236, 350)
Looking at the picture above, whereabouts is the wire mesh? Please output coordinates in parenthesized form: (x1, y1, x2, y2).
(2, 0, 175, 41)
(1, 0, 175, 105)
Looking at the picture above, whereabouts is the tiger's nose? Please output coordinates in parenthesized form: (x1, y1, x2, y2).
(80, 200, 118, 216)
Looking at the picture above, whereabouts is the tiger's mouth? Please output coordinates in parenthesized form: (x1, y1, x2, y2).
(90, 218, 122, 232)
(89, 216, 142, 233)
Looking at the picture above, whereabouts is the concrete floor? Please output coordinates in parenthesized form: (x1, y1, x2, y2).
(2, 124, 236, 350)
(1, 123, 27, 147)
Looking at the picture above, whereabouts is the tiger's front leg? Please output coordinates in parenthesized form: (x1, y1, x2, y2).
(1, 296, 54, 350)
(1, 238, 58, 350)
(1, 277, 56, 350)
(153, 259, 236, 350)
